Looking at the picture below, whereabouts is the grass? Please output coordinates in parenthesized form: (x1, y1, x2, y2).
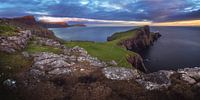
(25, 41, 63, 54)
(0, 25, 18, 36)
(65, 41, 135, 67)
(65, 27, 144, 67)
(108, 28, 138, 43)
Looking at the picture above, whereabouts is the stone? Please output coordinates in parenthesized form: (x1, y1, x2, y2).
(109, 60, 118, 66)
(136, 70, 175, 90)
(34, 37, 61, 48)
(102, 67, 140, 80)
(48, 68, 71, 75)
(22, 51, 30, 58)
(3, 79, 16, 88)
(178, 67, 200, 81)
(0, 30, 32, 53)
(180, 74, 196, 84)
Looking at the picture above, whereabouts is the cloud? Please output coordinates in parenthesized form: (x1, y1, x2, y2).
(38, 16, 152, 26)
(0, 0, 200, 22)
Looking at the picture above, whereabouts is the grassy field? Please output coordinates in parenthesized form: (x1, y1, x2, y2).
(25, 41, 63, 54)
(65, 27, 140, 67)
(0, 25, 18, 36)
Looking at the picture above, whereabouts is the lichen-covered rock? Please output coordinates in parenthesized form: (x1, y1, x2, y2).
(34, 37, 61, 48)
(69, 46, 107, 67)
(30, 52, 73, 78)
(0, 30, 32, 53)
(178, 67, 200, 84)
(136, 70, 175, 90)
(102, 67, 141, 80)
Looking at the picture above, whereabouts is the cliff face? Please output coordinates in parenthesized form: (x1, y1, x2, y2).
(0, 16, 57, 39)
(119, 26, 161, 52)
(125, 26, 160, 72)
(12, 15, 37, 26)
(107, 26, 161, 73)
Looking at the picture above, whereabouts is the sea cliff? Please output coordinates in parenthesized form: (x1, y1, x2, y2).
(107, 25, 161, 72)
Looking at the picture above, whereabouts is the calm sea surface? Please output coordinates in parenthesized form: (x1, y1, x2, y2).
(50, 26, 200, 72)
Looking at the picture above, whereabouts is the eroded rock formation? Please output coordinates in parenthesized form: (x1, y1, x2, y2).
(0, 30, 32, 53)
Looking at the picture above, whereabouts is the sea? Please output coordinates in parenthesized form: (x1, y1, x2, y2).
(50, 26, 200, 72)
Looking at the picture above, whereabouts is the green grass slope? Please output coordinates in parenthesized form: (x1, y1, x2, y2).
(65, 27, 140, 67)
(0, 25, 19, 36)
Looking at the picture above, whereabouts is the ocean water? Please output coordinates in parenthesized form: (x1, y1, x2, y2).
(50, 26, 200, 72)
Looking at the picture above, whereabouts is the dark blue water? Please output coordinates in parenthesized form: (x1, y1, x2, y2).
(50, 26, 134, 42)
(51, 26, 200, 72)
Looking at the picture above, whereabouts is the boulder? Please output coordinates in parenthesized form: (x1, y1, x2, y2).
(136, 70, 175, 90)
(102, 67, 140, 80)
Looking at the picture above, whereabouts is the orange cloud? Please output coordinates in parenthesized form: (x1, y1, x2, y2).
(38, 16, 200, 26)
(152, 20, 200, 26)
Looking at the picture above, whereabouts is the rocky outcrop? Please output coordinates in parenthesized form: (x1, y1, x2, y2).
(25, 45, 107, 79)
(0, 30, 32, 53)
(12, 15, 37, 26)
(178, 67, 200, 84)
(119, 26, 161, 51)
(136, 70, 175, 90)
(107, 26, 161, 73)
(102, 67, 140, 80)
(0, 16, 58, 40)
(34, 37, 62, 48)
(127, 54, 148, 72)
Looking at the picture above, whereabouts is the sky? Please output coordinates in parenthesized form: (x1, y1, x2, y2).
(0, 0, 200, 26)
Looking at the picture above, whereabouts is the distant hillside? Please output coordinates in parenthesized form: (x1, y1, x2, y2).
(38, 21, 69, 28)
(11, 15, 37, 26)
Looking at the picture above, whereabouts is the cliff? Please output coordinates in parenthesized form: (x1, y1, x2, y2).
(107, 26, 161, 72)
(108, 25, 161, 52)
(11, 15, 37, 26)
(0, 16, 58, 39)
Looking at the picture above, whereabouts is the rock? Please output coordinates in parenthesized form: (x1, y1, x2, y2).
(29, 51, 106, 79)
(180, 74, 196, 84)
(0, 30, 32, 53)
(3, 79, 16, 88)
(178, 67, 200, 80)
(102, 67, 140, 80)
(34, 37, 61, 48)
(177, 67, 200, 84)
(127, 54, 148, 73)
(22, 51, 30, 58)
(70, 46, 106, 67)
(108, 60, 118, 66)
(48, 68, 71, 75)
(136, 70, 175, 90)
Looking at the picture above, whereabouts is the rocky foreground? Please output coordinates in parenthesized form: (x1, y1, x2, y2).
(1, 17, 200, 100)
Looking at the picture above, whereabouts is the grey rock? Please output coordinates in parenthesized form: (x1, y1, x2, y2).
(178, 67, 200, 80)
(0, 30, 32, 53)
(136, 70, 175, 90)
(34, 37, 61, 48)
(22, 51, 30, 58)
(180, 74, 196, 84)
(48, 68, 71, 75)
(3, 79, 16, 88)
(177, 67, 200, 84)
(102, 67, 140, 80)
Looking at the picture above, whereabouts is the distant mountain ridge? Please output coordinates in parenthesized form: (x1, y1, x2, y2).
(2, 15, 86, 28)
(11, 15, 37, 26)
(38, 21, 69, 28)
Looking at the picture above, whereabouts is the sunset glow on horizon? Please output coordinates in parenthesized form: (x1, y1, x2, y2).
(38, 16, 200, 26)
